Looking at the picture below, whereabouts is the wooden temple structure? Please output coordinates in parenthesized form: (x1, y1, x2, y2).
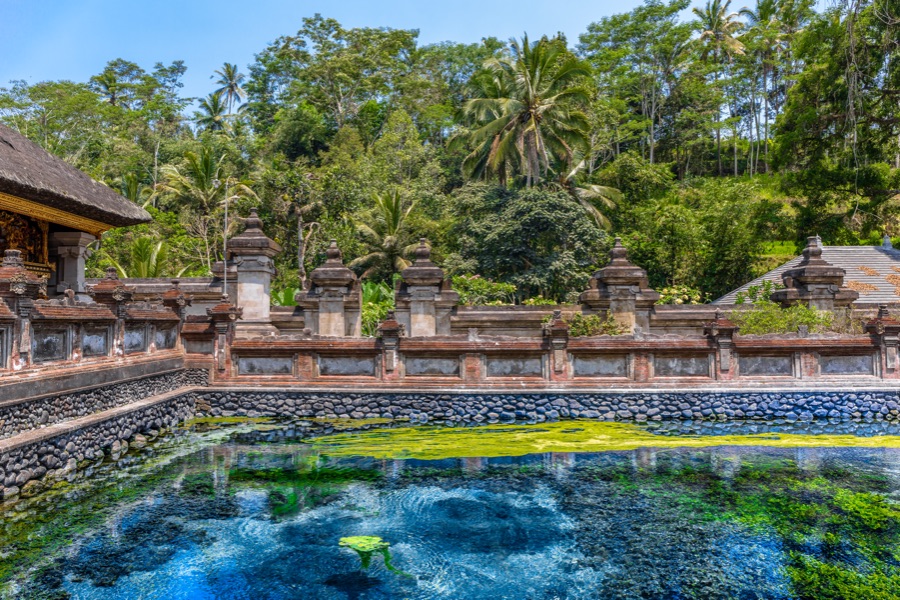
(0, 123, 150, 296)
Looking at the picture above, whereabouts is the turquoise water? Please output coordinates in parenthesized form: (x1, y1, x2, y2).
(3, 418, 900, 599)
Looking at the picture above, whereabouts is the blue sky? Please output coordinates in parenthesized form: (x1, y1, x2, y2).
(3, 0, 692, 101)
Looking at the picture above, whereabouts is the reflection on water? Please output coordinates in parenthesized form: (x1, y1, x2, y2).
(2, 419, 900, 599)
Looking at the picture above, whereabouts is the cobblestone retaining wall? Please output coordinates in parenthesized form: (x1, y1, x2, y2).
(198, 389, 900, 423)
(0, 392, 196, 500)
(0, 369, 208, 440)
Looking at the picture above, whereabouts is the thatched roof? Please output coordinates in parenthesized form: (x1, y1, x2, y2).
(0, 124, 150, 228)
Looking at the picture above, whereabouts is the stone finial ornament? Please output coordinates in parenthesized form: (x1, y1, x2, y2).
(580, 237, 659, 333)
(770, 236, 858, 310)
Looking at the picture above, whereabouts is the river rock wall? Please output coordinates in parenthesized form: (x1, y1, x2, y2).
(0, 369, 208, 441)
(0, 391, 196, 501)
(198, 389, 900, 423)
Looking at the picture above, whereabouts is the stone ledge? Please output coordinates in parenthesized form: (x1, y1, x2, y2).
(0, 355, 187, 404)
(0, 386, 202, 454)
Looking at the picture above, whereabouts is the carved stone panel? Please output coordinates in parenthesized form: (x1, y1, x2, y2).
(406, 356, 460, 377)
(32, 327, 67, 362)
(237, 356, 294, 376)
(654, 355, 711, 377)
(739, 355, 793, 377)
(155, 326, 178, 350)
(486, 356, 543, 377)
(318, 355, 376, 377)
(124, 325, 147, 354)
(820, 354, 874, 375)
(573, 354, 629, 377)
(82, 326, 109, 357)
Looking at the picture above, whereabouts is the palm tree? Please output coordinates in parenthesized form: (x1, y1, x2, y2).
(119, 172, 155, 208)
(158, 147, 258, 270)
(456, 35, 592, 187)
(741, 0, 780, 173)
(195, 91, 230, 132)
(554, 159, 621, 230)
(92, 71, 123, 107)
(349, 189, 418, 280)
(693, 0, 745, 175)
(213, 62, 247, 113)
(107, 237, 191, 278)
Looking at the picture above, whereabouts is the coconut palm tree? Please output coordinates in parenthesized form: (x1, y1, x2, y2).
(119, 172, 155, 208)
(195, 91, 230, 132)
(107, 237, 191, 278)
(740, 0, 780, 172)
(456, 35, 592, 187)
(349, 189, 418, 280)
(213, 62, 247, 113)
(158, 147, 258, 270)
(693, 0, 745, 175)
(553, 159, 621, 230)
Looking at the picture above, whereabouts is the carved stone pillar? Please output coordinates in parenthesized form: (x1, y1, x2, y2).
(770, 236, 858, 310)
(543, 309, 570, 380)
(395, 239, 458, 337)
(0, 250, 44, 368)
(227, 209, 281, 338)
(87, 266, 134, 357)
(580, 237, 659, 334)
(162, 279, 192, 350)
(866, 305, 900, 378)
(378, 310, 404, 380)
(49, 231, 96, 297)
(208, 295, 242, 374)
(704, 309, 739, 379)
(295, 241, 361, 337)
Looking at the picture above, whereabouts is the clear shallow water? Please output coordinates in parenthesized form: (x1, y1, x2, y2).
(3, 418, 900, 599)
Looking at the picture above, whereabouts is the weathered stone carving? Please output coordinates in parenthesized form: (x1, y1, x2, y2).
(580, 237, 659, 333)
(770, 236, 859, 310)
(395, 239, 458, 337)
(296, 240, 361, 336)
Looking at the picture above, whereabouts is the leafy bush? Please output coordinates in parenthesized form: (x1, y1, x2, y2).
(734, 279, 782, 305)
(361, 281, 394, 337)
(451, 274, 516, 305)
(729, 301, 834, 335)
(522, 296, 557, 306)
(657, 285, 706, 305)
(562, 313, 627, 337)
(271, 288, 301, 307)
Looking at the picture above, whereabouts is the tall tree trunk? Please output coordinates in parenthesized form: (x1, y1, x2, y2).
(298, 211, 306, 290)
(763, 64, 769, 173)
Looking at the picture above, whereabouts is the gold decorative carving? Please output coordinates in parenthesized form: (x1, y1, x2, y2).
(0, 191, 111, 237)
(0, 209, 49, 266)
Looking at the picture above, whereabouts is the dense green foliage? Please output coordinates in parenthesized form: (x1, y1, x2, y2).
(729, 301, 835, 335)
(2, 2, 899, 301)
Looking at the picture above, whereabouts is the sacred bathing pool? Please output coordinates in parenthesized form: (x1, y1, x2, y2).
(2, 122, 900, 597)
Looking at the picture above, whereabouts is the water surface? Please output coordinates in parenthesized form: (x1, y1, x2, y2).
(3, 418, 900, 599)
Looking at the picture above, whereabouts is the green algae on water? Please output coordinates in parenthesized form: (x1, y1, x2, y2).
(338, 536, 410, 576)
(304, 420, 900, 461)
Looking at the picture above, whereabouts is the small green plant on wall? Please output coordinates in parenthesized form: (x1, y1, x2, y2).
(543, 313, 626, 336)
(657, 285, 706, 305)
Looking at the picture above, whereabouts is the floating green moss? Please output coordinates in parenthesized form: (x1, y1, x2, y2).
(338, 536, 409, 576)
(304, 420, 900, 461)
